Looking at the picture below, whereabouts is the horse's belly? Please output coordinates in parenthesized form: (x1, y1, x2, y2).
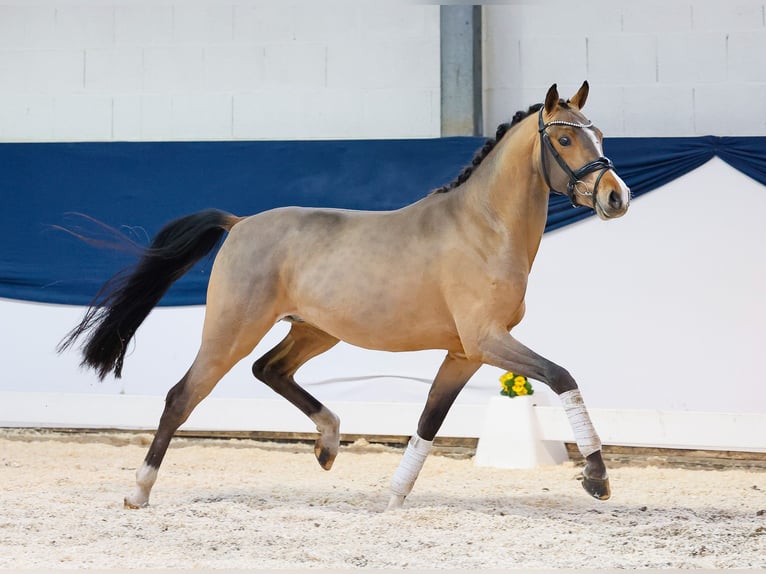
(313, 314, 462, 353)
(293, 288, 462, 353)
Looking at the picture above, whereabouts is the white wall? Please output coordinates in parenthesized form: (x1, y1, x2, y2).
(516, 158, 766, 415)
(0, 0, 440, 141)
(483, 0, 766, 137)
(2, 1, 764, 141)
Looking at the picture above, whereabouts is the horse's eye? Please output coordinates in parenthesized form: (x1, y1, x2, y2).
(558, 136, 571, 147)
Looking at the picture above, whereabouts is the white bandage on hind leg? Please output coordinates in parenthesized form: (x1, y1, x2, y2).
(560, 389, 602, 458)
(390, 433, 433, 497)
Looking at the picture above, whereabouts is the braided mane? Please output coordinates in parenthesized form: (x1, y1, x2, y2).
(431, 103, 544, 194)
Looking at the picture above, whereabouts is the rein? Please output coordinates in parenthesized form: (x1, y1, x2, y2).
(538, 108, 614, 207)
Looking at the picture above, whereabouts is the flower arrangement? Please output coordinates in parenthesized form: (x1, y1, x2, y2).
(500, 372, 534, 397)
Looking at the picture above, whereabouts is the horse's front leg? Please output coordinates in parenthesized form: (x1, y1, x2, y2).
(465, 328, 610, 500)
(387, 353, 481, 510)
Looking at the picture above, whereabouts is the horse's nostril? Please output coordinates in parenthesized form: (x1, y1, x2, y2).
(608, 190, 622, 209)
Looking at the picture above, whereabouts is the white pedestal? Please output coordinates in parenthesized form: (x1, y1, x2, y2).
(474, 396, 569, 469)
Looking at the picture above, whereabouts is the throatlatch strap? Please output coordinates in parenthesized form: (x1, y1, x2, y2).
(390, 434, 433, 497)
(560, 389, 602, 458)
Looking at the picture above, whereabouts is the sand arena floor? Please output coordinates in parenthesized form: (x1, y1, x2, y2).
(0, 429, 764, 570)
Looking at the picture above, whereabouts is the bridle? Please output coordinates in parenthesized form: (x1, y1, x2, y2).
(538, 107, 614, 208)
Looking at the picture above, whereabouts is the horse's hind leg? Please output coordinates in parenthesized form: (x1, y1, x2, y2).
(387, 352, 481, 510)
(252, 321, 341, 470)
(124, 316, 273, 509)
(124, 354, 228, 508)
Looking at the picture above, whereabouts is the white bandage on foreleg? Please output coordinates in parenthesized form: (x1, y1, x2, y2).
(390, 434, 433, 497)
(560, 389, 602, 458)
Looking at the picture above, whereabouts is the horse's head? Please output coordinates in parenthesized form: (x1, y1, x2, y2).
(538, 81, 630, 220)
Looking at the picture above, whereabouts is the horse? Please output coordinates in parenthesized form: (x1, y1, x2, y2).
(59, 81, 630, 510)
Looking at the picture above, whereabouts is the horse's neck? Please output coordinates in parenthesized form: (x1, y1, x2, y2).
(463, 125, 549, 268)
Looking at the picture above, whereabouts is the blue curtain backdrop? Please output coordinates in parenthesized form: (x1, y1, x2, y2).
(2, 136, 764, 306)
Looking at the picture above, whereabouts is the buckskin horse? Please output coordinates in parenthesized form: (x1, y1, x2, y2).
(60, 82, 630, 510)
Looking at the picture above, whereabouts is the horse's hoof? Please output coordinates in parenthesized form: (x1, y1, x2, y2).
(578, 474, 611, 500)
(386, 494, 406, 511)
(314, 440, 337, 471)
(123, 497, 148, 509)
(311, 409, 340, 470)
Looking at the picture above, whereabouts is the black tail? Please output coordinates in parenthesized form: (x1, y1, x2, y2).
(58, 209, 240, 380)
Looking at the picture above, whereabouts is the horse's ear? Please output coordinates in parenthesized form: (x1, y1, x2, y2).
(544, 84, 559, 114)
(569, 80, 589, 110)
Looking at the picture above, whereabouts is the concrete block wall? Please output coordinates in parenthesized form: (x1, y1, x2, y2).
(2, 1, 763, 141)
(483, 0, 766, 137)
(0, 0, 440, 142)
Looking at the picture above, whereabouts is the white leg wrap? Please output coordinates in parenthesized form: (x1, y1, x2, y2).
(390, 433, 433, 498)
(560, 389, 602, 458)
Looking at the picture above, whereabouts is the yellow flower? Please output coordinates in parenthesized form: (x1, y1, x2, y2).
(500, 371, 534, 397)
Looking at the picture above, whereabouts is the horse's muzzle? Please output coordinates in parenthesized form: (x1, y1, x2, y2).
(594, 172, 630, 220)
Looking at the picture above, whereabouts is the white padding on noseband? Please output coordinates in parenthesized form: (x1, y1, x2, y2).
(560, 389, 602, 458)
(390, 433, 433, 497)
